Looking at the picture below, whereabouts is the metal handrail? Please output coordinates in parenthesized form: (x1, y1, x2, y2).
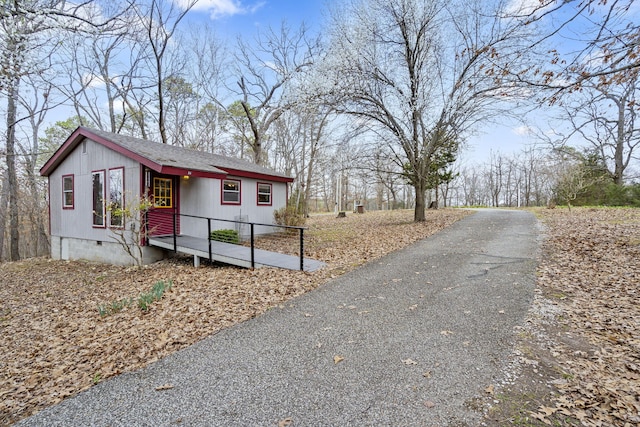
(144, 209, 306, 271)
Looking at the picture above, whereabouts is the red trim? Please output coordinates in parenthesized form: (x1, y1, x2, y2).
(48, 177, 52, 236)
(159, 166, 226, 179)
(41, 127, 228, 179)
(91, 170, 106, 228)
(220, 167, 293, 183)
(62, 174, 74, 209)
(40, 127, 292, 185)
(221, 178, 241, 205)
(257, 182, 273, 206)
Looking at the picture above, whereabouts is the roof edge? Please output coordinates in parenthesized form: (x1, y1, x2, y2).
(40, 127, 293, 183)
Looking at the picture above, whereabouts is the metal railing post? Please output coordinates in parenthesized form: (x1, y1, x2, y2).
(299, 228, 304, 271)
(250, 223, 255, 269)
(207, 218, 212, 262)
(172, 211, 177, 252)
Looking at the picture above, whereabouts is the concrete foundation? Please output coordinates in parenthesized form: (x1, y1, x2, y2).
(50, 235, 164, 266)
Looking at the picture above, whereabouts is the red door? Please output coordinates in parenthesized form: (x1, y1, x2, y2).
(147, 175, 180, 236)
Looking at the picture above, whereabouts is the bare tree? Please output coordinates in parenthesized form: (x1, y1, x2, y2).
(0, 0, 125, 260)
(230, 21, 320, 165)
(16, 75, 53, 256)
(486, 151, 505, 207)
(517, 0, 640, 96)
(187, 24, 227, 152)
(132, 0, 196, 144)
(323, 0, 532, 221)
(558, 79, 639, 185)
(59, 16, 142, 134)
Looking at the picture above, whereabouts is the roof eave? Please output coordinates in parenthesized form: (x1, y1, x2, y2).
(158, 166, 226, 179)
(221, 167, 294, 183)
(40, 127, 168, 177)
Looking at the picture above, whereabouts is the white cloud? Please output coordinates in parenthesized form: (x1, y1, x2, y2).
(503, 0, 557, 20)
(504, 0, 544, 16)
(513, 125, 532, 136)
(174, 0, 264, 20)
(82, 73, 105, 88)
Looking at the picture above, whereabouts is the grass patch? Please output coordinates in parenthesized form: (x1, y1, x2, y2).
(97, 280, 173, 316)
(137, 280, 173, 311)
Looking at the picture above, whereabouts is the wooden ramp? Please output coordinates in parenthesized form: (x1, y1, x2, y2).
(148, 235, 325, 272)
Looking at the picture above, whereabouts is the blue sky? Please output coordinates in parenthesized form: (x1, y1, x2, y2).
(177, 0, 640, 165)
(183, 0, 329, 35)
(178, 0, 531, 163)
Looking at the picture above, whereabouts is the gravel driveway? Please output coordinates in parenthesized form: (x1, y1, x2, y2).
(19, 209, 539, 427)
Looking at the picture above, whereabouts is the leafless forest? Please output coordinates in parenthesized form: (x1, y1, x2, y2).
(1, 0, 639, 261)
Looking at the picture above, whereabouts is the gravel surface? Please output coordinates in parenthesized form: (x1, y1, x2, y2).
(18, 209, 538, 427)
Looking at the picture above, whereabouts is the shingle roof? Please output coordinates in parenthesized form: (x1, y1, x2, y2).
(40, 127, 293, 182)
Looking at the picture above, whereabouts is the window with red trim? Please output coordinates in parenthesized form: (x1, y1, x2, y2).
(257, 182, 272, 206)
(92, 170, 105, 227)
(222, 179, 241, 204)
(109, 167, 124, 227)
(62, 174, 74, 209)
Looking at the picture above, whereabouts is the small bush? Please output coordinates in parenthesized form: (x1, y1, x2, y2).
(210, 229, 240, 244)
(274, 206, 306, 227)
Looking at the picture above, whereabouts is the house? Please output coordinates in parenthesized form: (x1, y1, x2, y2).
(40, 126, 294, 266)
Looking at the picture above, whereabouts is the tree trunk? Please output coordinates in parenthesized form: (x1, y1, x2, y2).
(613, 96, 625, 185)
(6, 75, 21, 261)
(0, 172, 9, 261)
(414, 181, 427, 222)
(157, 58, 168, 144)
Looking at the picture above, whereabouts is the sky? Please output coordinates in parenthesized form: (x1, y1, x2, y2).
(177, 0, 540, 164)
(182, 0, 329, 35)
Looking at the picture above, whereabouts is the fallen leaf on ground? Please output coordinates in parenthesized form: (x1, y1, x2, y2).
(278, 418, 293, 427)
(333, 355, 344, 364)
(0, 209, 473, 425)
(402, 358, 417, 365)
(155, 384, 174, 391)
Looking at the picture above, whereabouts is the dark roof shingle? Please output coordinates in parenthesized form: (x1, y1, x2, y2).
(41, 127, 292, 183)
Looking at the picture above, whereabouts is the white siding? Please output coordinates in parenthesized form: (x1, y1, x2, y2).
(179, 175, 288, 237)
(47, 136, 290, 264)
(49, 137, 141, 245)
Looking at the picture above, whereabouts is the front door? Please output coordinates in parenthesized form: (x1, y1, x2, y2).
(147, 175, 180, 236)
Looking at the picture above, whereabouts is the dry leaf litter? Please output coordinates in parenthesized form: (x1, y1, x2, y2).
(485, 208, 640, 427)
(0, 209, 468, 425)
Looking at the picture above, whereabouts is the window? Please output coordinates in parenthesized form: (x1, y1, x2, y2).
(92, 170, 105, 227)
(222, 179, 241, 204)
(153, 177, 172, 208)
(257, 183, 272, 206)
(109, 168, 124, 227)
(62, 175, 74, 209)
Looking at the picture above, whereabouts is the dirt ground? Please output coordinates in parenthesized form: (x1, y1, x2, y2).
(0, 209, 469, 426)
(483, 208, 640, 426)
